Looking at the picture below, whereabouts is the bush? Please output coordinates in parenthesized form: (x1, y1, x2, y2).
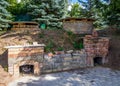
(45, 40, 55, 52)
(73, 39, 84, 50)
(39, 33, 44, 38)
(67, 30, 74, 36)
(57, 46, 64, 51)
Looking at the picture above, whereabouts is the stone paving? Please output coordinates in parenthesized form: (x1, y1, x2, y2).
(8, 67, 120, 86)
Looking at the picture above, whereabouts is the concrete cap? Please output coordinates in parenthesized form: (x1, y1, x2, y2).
(5, 44, 45, 49)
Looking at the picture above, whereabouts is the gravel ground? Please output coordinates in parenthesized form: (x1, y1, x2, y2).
(8, 67, 120, 86)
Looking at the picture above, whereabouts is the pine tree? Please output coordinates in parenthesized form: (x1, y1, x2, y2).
(0, 0, 11, 30)
(28, 0, 68, 29)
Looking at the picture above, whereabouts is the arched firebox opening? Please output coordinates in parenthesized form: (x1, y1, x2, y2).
(19, 65, 34, 74)
(94, 57, 103, 66)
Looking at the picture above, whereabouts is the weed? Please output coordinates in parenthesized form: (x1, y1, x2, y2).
(39, 33, 44, 38)
(73, 39, 84, 50)
(57, 46, 64, 51)
(67, 30, 74, 36)
(45, 40, 55, 52)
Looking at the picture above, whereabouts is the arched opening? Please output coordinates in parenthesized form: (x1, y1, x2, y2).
(19, 65, 34, 74)
(94, 57, 103, 66)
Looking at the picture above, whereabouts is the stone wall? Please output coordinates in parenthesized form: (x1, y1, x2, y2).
(41, 50, 87, 73)
(6, 44, 87, 76)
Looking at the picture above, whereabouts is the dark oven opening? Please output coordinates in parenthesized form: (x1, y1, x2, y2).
(94, 57, 103, 66)
(19, 65, 34, 74)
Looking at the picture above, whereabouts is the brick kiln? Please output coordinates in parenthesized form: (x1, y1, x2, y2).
(5, 43, 45, 76)
(84, 30, 110, 66)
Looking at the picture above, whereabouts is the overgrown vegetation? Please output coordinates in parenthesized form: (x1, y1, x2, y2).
(73, 39, 84, 50)
(45, 39, 55, 52)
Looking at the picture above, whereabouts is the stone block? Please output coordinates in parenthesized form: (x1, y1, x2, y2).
(62, 66, 71, 71)
(52, 67, 62, 72)
(63, 57, 73, 62)
(63, 62, 70, 66)
(72, 55, 80, 59)
(71, 64, 80, 69)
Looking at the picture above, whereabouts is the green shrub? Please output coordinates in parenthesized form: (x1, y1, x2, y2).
(57, 46, 64, 51)
(73, 41, 84, 50)
(45, 40, 55, 52)
(67, 30, 74, 36)
(39, 33, 44, 38)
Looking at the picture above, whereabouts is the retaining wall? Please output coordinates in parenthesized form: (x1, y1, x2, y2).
(41, 50, 87, 73)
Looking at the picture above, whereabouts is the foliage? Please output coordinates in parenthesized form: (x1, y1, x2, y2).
(76, 0, 120, 29)
(7, 0, 31, 21)
(67, 30, 74, 36)
(27, 0, 68, 29)
(39, 33, 45, 38)
(73, 40, 84, 50)
(0, 0, 11, 30)
(103, 0, 120, 29)
(73, 42, 83, 49)
(45, 40, 55, 52)
(57, 46, 64, 51)
(68, 3, 82, 17)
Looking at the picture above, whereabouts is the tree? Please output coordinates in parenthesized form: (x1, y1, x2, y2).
(104, 0, 120, 29)
(68, 3, 82, 17)
(7, 0, 31, 21)
(0, 0, 11, 30)
(77, 0, 120, 29)
(28, 0, 68, 29)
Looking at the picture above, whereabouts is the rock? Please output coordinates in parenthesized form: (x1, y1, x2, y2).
(66, 50, 73, 54)
(48, 52, 54, 57)
(55, 51, 65, 55)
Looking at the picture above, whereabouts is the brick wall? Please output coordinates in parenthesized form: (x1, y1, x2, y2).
(84, 35, 110, 66)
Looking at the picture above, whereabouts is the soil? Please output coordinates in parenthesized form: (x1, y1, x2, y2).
(0, 65, 13, 86)
(0, 29, 80, 67)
